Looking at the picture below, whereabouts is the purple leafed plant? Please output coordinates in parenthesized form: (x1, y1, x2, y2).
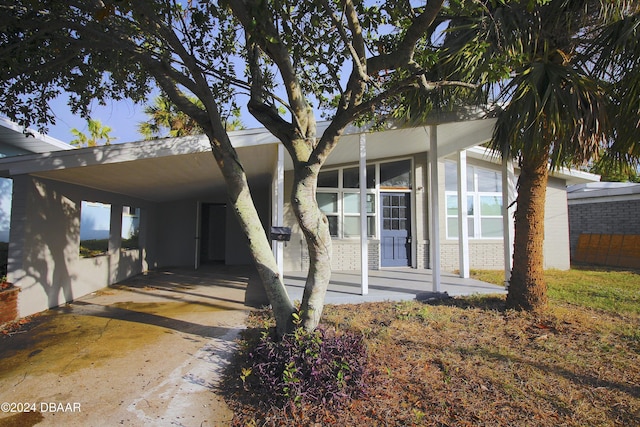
(242, 326, 368, 407)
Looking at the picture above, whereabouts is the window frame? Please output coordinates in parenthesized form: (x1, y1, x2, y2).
(445, 161, 504, 240)
(316, 158, 412, 239)
(79, 200, 112, 258)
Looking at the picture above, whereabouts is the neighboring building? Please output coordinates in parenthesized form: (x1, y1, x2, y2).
(568, 182, 640, 268)
(0, 116, 597, 320)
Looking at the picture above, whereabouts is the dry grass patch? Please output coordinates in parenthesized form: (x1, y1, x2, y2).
(224, 270, 640, 426)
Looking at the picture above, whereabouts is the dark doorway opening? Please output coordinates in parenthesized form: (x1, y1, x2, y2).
(200, 203, 226, 264)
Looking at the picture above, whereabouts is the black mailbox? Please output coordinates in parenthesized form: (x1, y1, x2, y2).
(270, 226, 292, 242)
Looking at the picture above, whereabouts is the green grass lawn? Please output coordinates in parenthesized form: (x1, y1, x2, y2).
(471, 267, 640, 315)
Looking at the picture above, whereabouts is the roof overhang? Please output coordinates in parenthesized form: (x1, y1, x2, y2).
(462, 146, 600, 186)
(0, 117, 74, 154)
(314, 118, 497, 168)
(567, 182, 640, 203)
(0, 132, 280, 202)
(0, 117, 503, 203)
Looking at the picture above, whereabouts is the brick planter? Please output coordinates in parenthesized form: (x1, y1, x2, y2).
(0, 284, 19, 325)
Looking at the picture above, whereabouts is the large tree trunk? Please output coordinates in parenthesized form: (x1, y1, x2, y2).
(507, 151, 549, 312)
(291, 166, 333, 331)
(208, 135, 296, 337)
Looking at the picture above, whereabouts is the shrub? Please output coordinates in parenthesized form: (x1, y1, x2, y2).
(241, 325, 368, 408)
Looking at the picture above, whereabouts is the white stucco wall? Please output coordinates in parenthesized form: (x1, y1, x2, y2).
(543, 177, 571, 270)
(9, 176, 151, 318)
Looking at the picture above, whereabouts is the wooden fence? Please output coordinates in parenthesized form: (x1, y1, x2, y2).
(573, 234, 640, 269)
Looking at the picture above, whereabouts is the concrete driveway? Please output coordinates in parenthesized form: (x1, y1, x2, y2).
(0, 265, 254, 427)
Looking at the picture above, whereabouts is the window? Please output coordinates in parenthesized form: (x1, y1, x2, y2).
(380, 160, 411, 188)
(445, 161, 503, 239)
(121, 206, 140, 250)
(80, 201, 111, 257)
(316, 160, 410, 239)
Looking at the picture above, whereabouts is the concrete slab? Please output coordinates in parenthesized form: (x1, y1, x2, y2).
(285, 268, 506, 304)
(0, 265, 253, 427)
(0, 265, 502, 426)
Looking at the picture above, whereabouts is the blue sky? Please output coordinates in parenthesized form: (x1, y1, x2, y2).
(46, 92, 264, 145)
(46, 95, 151, 144)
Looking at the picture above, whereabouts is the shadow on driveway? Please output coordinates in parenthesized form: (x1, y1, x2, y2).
(0, 265, 257, 427)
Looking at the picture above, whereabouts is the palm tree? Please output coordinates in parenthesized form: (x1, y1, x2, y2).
(70, 118, 116, 147)
(138, 95, 243, 140)
(138, 95, 202, 139)
(466, 1, 639, 311)
(397, 1, 640, 311)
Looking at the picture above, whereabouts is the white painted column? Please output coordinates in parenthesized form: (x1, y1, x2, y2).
(359, 133, 369, 295)
(457, 150, 470, 278)
(502, 156, 516, 287)
(109, 204, 123, 284)
(272, 143, 285, 279)
(429, 125, 441, 292)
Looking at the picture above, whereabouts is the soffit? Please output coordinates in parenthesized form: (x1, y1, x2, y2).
(0, 117, 74, 154)
(32, 143, 278, 203)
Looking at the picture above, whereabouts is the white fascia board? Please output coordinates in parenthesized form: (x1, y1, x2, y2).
(555, 168, 600, 185)
(0, 128, 285, 177)
(0, 116, 75, 152)
(568, 183, 640, 202)
(0, 134, 211, 175)
(463, 146, 600, 184)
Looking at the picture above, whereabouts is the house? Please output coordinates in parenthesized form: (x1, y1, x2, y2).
(0, 117, 74, 275)
(0, 116, 74, 157)
(568, 182, 640, 268)
(0, 114, 598, 320)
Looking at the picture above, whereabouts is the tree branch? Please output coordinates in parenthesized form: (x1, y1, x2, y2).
(367, 0, 444, 75)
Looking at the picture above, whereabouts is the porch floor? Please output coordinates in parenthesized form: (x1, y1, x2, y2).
(284, 268, 506, 305)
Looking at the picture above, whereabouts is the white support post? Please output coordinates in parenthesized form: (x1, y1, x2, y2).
(429, 125, 441, 292)
(272, 143, 285, 279)
(359, 133, 369, 295)
(457, 150, 470, 278)
(502, 156, 516, 287)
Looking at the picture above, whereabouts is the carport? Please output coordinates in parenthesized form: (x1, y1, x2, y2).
(0, 115, 508, 320)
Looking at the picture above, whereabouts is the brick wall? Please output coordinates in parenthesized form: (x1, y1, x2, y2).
(440, 241, 504, 272)
(568, 199, 640, 257)
(0, 286, 19, 325)
(417, 241, 429, 269)
(368, 241, 380, 270)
